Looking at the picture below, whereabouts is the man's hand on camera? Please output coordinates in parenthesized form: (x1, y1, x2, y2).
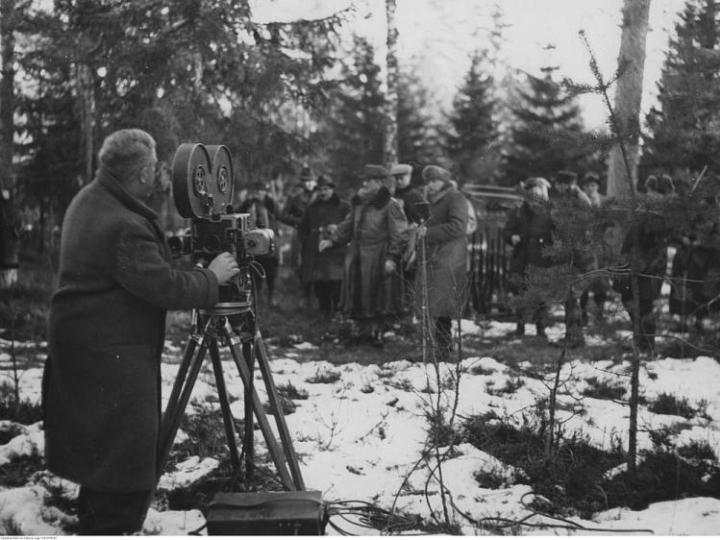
(208, 252, 240, 285)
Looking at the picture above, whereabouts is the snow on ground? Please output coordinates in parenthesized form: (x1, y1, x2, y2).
(1, 319, 719, 535)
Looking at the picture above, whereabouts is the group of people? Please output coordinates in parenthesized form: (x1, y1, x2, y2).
(247, 162, 471, 351)
(505, 168, 720, 350)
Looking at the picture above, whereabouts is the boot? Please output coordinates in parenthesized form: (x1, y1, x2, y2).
(515, 322, 525, 337)
(536, 322, 547, 339)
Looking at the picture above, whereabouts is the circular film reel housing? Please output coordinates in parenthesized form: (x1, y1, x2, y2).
(171, 143, 235, 218)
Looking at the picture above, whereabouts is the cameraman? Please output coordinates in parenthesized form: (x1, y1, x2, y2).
(42, 129, 239, 535)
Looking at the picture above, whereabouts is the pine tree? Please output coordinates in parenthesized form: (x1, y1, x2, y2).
(504, 65, 592, 184)
(397, 68, 445, 168)
(322, 35, 385, 191)
(445, 50, 497, 184)
(642, 0, 720, 176)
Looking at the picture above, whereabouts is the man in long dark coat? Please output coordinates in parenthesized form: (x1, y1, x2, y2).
(298, 175, 351, 317)
(280, 166, 316, 305)
(319, 165, 408, 347)
(415, 166, 469, 358)
(43, 129, 238, 535)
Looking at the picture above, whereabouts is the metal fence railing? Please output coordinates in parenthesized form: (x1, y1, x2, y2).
(463, 185, 523, 317)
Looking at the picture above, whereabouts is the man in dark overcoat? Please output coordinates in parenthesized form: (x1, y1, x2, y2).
(298, 175, 351, 317)
(390, 163, 426, 225)
(415, 166, 469, 358)
(280, 166, 316, 305)
(319, 165, 408, 347)
(43, 129, 238, 535)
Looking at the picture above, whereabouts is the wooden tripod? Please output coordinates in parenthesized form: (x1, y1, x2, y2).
(156, 310, 305, 491)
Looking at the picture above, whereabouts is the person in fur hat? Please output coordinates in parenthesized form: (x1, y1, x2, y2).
(319, 165, 408, 346)
(298, 175, 351, 317)
(415, 165, 469, 358)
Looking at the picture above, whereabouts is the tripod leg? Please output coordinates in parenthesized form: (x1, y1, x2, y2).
(241, 340, 256, 482)
(157, 332, 210, 478)
(223, 325, 296, 490)
(208, 339, 241, 472)
(254, 331, 306, 491)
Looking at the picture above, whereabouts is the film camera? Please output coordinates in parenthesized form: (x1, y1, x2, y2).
(168, 143, 275, 314)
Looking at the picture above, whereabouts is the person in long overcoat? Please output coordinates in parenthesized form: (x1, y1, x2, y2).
(298, 175, 351, 317)
(319, 164, 408, 346)
(280, 166, 316, 304)
(504, 177, 554, 337)
(415, 165, 469, 357)
(42, 129, 238, 535)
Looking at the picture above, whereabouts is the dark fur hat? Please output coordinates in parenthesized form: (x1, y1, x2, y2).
(556, 170, 578, 185)
(316, 174, 335, 189)
(299, 166, 314, 181)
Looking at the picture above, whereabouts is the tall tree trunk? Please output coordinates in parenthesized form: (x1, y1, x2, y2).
(74, 63, 95, 185)
(606, 0, 651, 198)
(0, 0, 20, 288)
(384, 0, 399, 166)
(0, 0, 15, 193)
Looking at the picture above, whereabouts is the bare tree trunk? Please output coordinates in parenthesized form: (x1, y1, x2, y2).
(73, 62, 96, 185)
(0, 0, 15, 192)
(384, 0, 399, 166)
(606, 0, 651, 198)
(0, 0, 20, 287)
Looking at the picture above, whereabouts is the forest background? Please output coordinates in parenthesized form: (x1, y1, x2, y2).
(1, 0, 716, 248)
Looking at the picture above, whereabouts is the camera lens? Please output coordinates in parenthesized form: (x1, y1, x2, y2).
(202, 234, 222, 254)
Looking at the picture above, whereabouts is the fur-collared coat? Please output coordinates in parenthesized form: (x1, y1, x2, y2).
(421, 185, 469, 318)
(298, 193, 351, 283)
(44, 169, 219, 492)
(331, 186, 408, 319)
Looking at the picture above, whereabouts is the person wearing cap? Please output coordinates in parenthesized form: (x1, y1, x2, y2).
(298, 174, 351, 318)
(414, 165, 469, 358)
(319, 164, 408, 347)
(281, 166, 317, 305)
(552, 170, 592, 207)
(580, 172, 603, 208)
(238, 180, 281, 307)
(390, 163, 426, 224)
(390, 163, 427, 313)
(504, 177, 554, 338)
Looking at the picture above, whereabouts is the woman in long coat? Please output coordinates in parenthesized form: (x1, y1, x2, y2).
(298, 175, 351, 316)
(319, 165, 408, 346)
(416, 166, 469, 356)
